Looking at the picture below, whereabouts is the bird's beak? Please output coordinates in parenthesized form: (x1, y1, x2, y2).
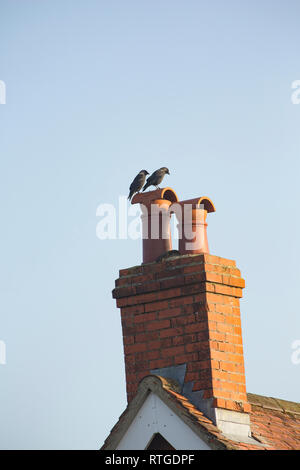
(167, 170, 170, 175)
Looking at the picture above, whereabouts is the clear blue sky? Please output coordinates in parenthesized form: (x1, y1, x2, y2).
(0, 0, 299, 449)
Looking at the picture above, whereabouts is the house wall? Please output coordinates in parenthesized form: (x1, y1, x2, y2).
(117, 392, 210, 450)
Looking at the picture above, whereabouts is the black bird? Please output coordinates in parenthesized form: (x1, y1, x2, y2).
(128, 170, 149, 201)
(142, 167, 170, 191)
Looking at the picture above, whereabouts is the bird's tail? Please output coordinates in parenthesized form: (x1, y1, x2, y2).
(142, 182, 149, 192)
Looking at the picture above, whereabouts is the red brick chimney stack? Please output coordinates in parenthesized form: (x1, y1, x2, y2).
(113, 188, 252, 437)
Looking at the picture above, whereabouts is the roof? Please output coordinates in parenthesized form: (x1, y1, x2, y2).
(247, 393, 300, 450)
(101, 375, 300, 450)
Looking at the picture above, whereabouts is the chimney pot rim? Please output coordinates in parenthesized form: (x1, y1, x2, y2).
(177, 196, 216, 213)
(131, 187, 179, 205)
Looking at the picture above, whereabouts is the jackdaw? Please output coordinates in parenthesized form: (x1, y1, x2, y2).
(128, 170, 149, 201)
(142, 167, 170, 191)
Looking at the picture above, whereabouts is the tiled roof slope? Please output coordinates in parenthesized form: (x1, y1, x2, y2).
(101, 376, 300, 450)
(156, 377, 266, 450)
(247, 393, 300, 450)
(161, 378, 300, 450)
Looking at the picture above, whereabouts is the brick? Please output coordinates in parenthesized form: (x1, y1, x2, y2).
(207, 312, 225, 323)
(169, 295, 194, 308)
(144, 350, 160, 361)
(134, 312, 157, 323)
(135, 280, 161, 295)
(213, 284, 242, 297)
(172, 314, 196, 327)
(226, 352, 244, 364)
(183, 265, 204, 275)
(124, 343, 147, 354)
(211, 359, 220, 369)
(206, 292, 231, 305)
(157, 287, 182, 300)
(119, 266, 143, 277)
(212, 398, 226, 409)
(113, 285, 137, 299)
(203, 254, 236, 267)
(225, 400, 245, 412)
(204, 272, 223, 284)
(135, 331, 159, 343)
(231, 306, 241, 316)
(175, 334, 197, 345)
(225, 315, 241, 326)
(161, 345, 185, 358)
(198, 349, 210, 361)
(212, 370, 230, 381)
(180, 283, 207, 295)
(222, 275, 245, 288)
(210, 349, 228, 361)
(181, 303, 198, 315)
(234, 374, 246, 385)
(234, 363, 245, 374)
(209, 331, 226, 342)
(176, 352, 198, 364)
(172, 336, 185, 346)
(226, 333, 243, 345)
(187, 360, 206, 372)
(183, 272, 206, 285)
(124, 274, 154, 285)
(116, 297, 129, 308)
(158, 307, 182, 319)
(220, 361, 237, 373)
(214, 304, 234, 315)
(160, 327, 184, 338)
(121, 304, 145, 316)
(147, 319, 170, 331)
(134, 361, 149, 372)
(216, 322, 234, 334)
(197, 331, 210, 341)
(144, 299, 170, 312)
(186, 360, 211, 372)
(192, 293, 207, 304)
(185, 342, 209, 353)
(155, 266, 183, 280)
(126, 372, 140, 383)
(218, 342, 235, 353)
(147, 340, 162, 350)
(122, 323, 145, 335)
(184, 322, 208, 334)
(159, 277, 185, 290)
(160, 338, 173, 348)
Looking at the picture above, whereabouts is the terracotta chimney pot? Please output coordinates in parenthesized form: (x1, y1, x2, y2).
(131, 187, 178, 264)
(174, 197, 215, 255)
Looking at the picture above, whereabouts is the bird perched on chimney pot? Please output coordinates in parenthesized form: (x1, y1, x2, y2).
(142, 167, 170, 191)
(128, 170, 149, 201)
